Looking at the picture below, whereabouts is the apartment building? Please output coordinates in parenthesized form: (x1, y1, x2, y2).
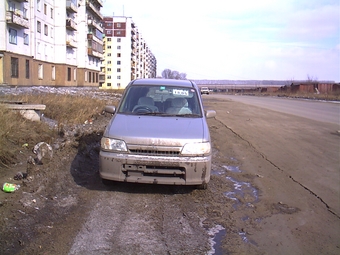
(0, 0, 103, 87)
(100, 16, 157, 89)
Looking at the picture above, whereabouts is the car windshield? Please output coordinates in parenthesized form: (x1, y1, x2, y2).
(118, 85, 202, 117)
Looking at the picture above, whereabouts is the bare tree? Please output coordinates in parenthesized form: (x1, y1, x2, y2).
(306, 74, 318, 82)
(161, 69, 187, 80)
(161, 69, 172, 79)
(170, 70, 179, 79)
(178, 73, 187, 80)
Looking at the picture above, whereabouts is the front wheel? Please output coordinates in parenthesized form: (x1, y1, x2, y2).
(196, 183, 208, 190)
(102, 178, 113, 186)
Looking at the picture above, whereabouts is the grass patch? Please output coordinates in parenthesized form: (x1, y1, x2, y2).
(0, 92, 120, 168)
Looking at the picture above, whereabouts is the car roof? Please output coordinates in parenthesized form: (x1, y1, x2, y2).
(130, 78, 196, 88)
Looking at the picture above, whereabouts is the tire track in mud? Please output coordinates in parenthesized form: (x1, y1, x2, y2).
(68, 187, 211, 255)
(214, 117, 340, 219)
(68, 190, 168, 255)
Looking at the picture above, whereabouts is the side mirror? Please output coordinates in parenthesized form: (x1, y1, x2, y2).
(104, 105, 116, 114)
(205, 110, 216, 119)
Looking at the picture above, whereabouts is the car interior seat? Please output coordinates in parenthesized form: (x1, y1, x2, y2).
(132, 96, 159, 112)
(166, 98, 192, 114)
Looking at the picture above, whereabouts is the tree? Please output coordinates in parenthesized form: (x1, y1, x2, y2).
(161, 69, 187, 80)
(306, 74, 318, 82)
(161, 69, 172, 79)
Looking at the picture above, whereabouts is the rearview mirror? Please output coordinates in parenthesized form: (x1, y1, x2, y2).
(205, 110, 216, 119)
(104, 105, 116, 114)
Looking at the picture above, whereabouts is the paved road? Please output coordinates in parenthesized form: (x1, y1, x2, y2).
(208, 94, 340, 125)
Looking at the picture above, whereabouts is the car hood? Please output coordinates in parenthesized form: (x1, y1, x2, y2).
(104, 114, 209, 146)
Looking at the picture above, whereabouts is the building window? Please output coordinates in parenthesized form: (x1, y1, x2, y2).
(44, 44, 47, 58)
(9, 2, 15, 11)
(44, 24, 48, 36)
(96, 73, 98, 83)
(107, 46, 111, 49)
(117, 68, 121, 72)
(117, 23, 121, 28)
(89, 72, 92, 82)
(107, 53, 111, 56)
(11, 58, 19, 78)
(52, 66, 55, 80)
(37, 42, 41, 53)
(107, 83, 111, 86)
(117, 38, 121, 42)
(116, 31, 121, 35)
(117, 53, 121, 57)
(92, 72, 95, 83)
(107, 38, 111, 41)
(9, 29, 17, 44)
(67, 67, 71, 81)
(117, 46, 121, 49)
(117, 76, 121, 79)
(107, 75, 111, 79)
(117, 60, 121, 65)
(74, 68, 77, 81)
(117, 83, 121, 88)
(23, 8, 28, 19)
(51, 8, 53, 18)
(24, 33, 29, 45)
(38, 64, 43, 79)
(107, 68, 111, 71)
(44, 4, 47, 15)
(107, 61, 111, 64)
(25, 60, 29, 79)
(37, 0, 41, 11)
(37, 21, 41, 33)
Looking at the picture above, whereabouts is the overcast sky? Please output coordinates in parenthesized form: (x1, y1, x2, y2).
(101, 0, 340, 81)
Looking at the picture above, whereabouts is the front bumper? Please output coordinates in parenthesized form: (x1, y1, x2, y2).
(99, 150, 211, 186)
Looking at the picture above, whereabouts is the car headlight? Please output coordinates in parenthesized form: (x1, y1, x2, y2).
(181, 142, 211, 156)
(101, 137, 127, 152)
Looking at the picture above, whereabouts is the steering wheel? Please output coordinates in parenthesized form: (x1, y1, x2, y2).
(132, 105, 153, 113)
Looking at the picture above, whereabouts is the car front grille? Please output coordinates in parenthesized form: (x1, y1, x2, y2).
(129, 149, 180, 156)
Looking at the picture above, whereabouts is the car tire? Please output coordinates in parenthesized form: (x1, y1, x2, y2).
(102, 178, 112, 186)
(196, 183, 208, 190)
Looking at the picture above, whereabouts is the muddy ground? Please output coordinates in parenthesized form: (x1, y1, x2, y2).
(0, 92, 339, 254)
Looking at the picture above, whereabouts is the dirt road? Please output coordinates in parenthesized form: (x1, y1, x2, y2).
(0, 94, 339, 254)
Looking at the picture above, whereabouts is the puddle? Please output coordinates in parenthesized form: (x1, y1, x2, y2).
(207, 225, 227, 255)
(224, 176, 259, 209)
(239, 231, 258, 246)
(223, 165, 241, 173)
(211, 164, 241, 176)
(211, 165, 226, 176)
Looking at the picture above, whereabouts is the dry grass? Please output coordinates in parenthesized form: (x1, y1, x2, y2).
(0, 105, 54, 167)
(0, 92, 119, 167)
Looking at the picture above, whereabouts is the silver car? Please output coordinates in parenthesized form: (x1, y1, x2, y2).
(99, 78, 216, 189)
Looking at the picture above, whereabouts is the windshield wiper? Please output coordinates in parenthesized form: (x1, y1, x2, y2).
(134, 112, 164, 116)
(170, 114, 201, 118)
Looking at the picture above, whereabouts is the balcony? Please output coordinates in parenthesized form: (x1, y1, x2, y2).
(13, 0, 28, 2)
(6, 11, 29, 29)
(87, 19, 103, 33)
(66, 37, 77, 48)
(66, 0, 77, 13)
(88, 48, 103, 58)
(66, 18, 77, 31)
(99, 72, 105, 83)
(86, 0, 103, 20)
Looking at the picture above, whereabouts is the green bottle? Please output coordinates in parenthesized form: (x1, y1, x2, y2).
(2, 183, 19, 193)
